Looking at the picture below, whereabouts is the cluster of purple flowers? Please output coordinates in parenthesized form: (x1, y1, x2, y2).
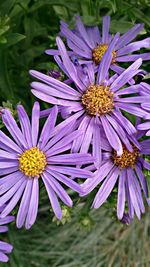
(0, 15, 150, 262)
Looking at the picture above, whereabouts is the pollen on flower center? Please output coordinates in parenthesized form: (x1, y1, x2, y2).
(81, 84, 114, 116)
(18, 147, 47, 178)
(112, 145, 139, 169)
(92, 44, 116, 65)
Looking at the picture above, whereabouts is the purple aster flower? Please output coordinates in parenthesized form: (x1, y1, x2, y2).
(0, 102, 94, 229)
(30, 37, 150, 166)
(0, 206, 14, 263)
(81, 132, 150, 221)
(46, 16, 150, 77)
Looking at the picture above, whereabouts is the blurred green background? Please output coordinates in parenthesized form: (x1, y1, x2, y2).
(0, 0, 150, 266)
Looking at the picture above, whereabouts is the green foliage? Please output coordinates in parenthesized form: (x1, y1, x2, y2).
(0, 0, 150, 266)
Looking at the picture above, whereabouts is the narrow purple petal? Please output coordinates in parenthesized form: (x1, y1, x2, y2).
(75, 16, 95, 49)
(16, 178, 33, 228)
(47, 153, 94, 166)
(117, 38, 150, 56)
(0, 131, 22, 154)
(135, 163, 148, 198)
(30, 70, 81, 97)
(44, 172, 72, 207)
(93, 167, 120, 208)
(80, 117, 94, 153)
(115, 24, 144, 50)
(71, 115, 90, 153)
(47, 165, 93, 179)
(25, 178, 39, 229)
(110, 58, 142, 92)
(100, 115, 123, 156)
(81, 161, 114, 196)
(0, 179, 27, 218)
(97, 33, 120, 83)
(42, 174, 62, 220)
(2, 109, 28, 149)
(113, 109, 136, 135)
(46, 168, 82, 192)
(17, 105, 32, 148)
(127, 168, 141, 219)
(93, 119, 101, 168)
(31, 102, 40, 147)
(102, 16, 110, 43)
(46, 130, 84, 157)
(38, 106, 58, 150)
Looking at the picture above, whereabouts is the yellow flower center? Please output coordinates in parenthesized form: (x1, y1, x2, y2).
(81, 84, 114, 116)
(18, 147, 47, 178)
(92, 44, 116, 65)
(112, 146, 139, 169)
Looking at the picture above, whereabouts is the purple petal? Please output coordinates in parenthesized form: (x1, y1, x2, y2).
(25, 178, 39, 229)
(110, 58, 142, 92)
(16, 178, 33, 229)
(106, 114, 133, 152)
(100, 115, 123, 156)
(30, 70, 81, 97)
(75, 16, 95, 49)
(117, 38, 150, 56)
(102, 16, 110, 43)
(127, 168, 141, 219)
(0, 131, 22, 154)
(17, 105, 32, 148)
(97, 33, 120, 83)
(2, 109, 27, 149)
(0, 179, 27, 218)
(93, 119, 102, 168)
(80, 117, 94, 153)
(56, 37, 86, 91)
(31, 81, 80, 101)
(31, 102, 40, 147)
(42, 173, 62, 220)
(117, 103, 150, 118)
(38, 106, 58, 150)
(47, 165, 93, 179)
(43, 172, 72, 207)
(47, 153, 94, 166)
(113, 109, 136, 135)
(46, 168, 82, 192)
(115, 24, 144, 50)
(81, 160, 114, 196)
(93, 167, 120, 208)
(135, 163, 148, 198)
(71, 115, 90, 153)
(116, 53, 150, 62)
(46, 130, 84, 157)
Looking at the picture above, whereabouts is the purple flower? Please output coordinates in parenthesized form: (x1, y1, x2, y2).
(137, 82, 150, 135)
(0, 102, 93, 229)
(46, 16, 150, 77)
(0, 206, 14, 263)
(48, 70, 62, 80)
(30, 37, 150, 165)
(120, 212, 132, 225)
(81, 132, 150, 221)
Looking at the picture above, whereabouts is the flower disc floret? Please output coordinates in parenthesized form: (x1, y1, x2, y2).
(81, 84, 114, 116)
(92, 44, 116, 65)
(18, 147, 47, 177)
(112, 145, 139, 169)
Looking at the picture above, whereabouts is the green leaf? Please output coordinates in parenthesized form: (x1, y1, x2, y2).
(110, 20, 134, 33)
(4, 33, 26, 47)
(0, 35, 7, 44)
(131, 7, 150, 26)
